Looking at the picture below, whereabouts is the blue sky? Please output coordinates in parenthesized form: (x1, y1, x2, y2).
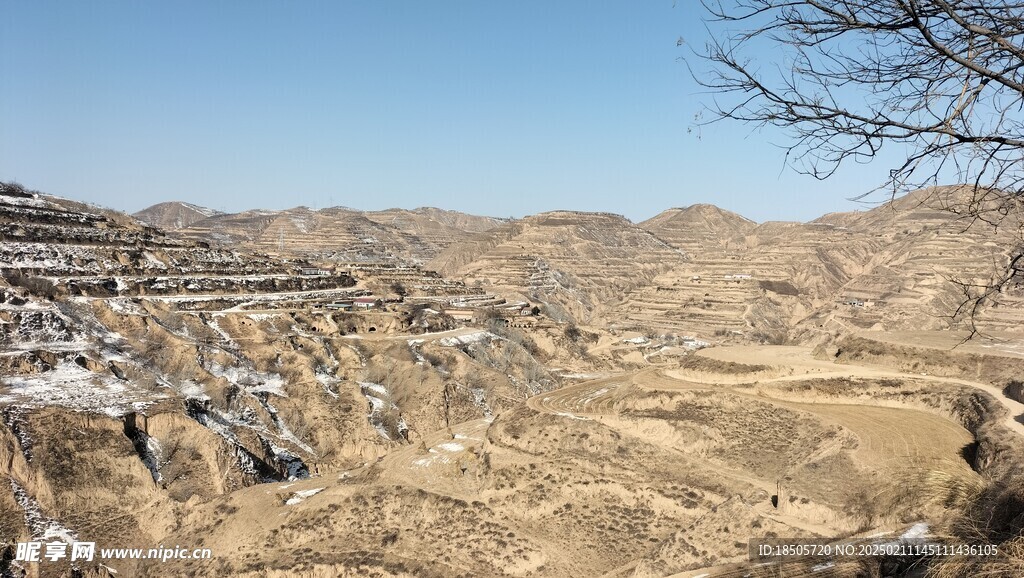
(1, 1, 904, 222)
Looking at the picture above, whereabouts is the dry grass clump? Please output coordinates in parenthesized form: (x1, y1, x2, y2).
(923, 469, 987, 511)
(927, 545, 1024, 578)
(678, 354, 770, 375)
(1003, 380, 1024, 404)
(923, 471, 1024, 577)
(758, 279, 800, 296)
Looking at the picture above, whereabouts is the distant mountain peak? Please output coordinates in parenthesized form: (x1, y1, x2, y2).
(133, 201, 224, 229)
(678, 203, 755, 222)
(640, 203, 757, 252)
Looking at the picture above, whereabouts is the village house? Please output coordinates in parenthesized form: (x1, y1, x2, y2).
(444, 308, 475, 322)
(353, 296, 381, 310)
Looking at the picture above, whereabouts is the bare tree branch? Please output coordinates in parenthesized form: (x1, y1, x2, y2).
(694, 0, 1024, 327)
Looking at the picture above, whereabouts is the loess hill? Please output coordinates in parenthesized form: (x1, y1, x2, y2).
(1, 182, 1023, 577)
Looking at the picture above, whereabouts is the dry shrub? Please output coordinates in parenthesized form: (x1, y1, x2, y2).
(1004, 381, 1024, 404)
(951, 475, 1024, 544)
(925, 473, 1024, 577)
(758, 280, 800, 296)
(679, 354, 770, 375)
(6, 272, 60, 299)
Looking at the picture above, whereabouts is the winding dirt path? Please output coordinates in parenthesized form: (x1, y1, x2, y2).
(520, 346, 993, 560)
(524, 371, 854, 539)
(375, 417, 492, 498)
(525, 362, 978, 475)
(692, 345, 1024, 437)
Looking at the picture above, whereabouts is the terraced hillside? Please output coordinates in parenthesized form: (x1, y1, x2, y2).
(428, 211, 688, 323)
(796, 187, 1024, 336)
(618, 220, 883, 339)
(150, 186, 1024, 345)
(639, 203, 755, 255)
(4, 182, 1024, 577)
(364, 206, 504, 236)
(133, 201, 225, 230)
(626, 187, 1024, 342)
(139, 203, 505, 264)
(0, 184, 556, 578)
(0, 192, 362, 304)
(109, 342, 1024, 577)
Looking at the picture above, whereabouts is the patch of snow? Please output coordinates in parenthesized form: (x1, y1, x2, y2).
(556, 372, 606, 379)
(185, 401, 303, 483)
(0, 361, 161, 417)
(208, 362, 287, 397)
(470, 387, 493, 418)
(901, 522, 929, 540)
(359, 382, 389, 397)
(315, 371, 340, 398)
(141, 251, 167, 269)
(10, 480, 76, 543)
(178, 380, 209, 400)
(0, 304, 82, 347)
(244, 392, 314, 457)
(412, 444, 460, 467)
(359, 383, 401, 441)
(1, 406, 33, 461)
(0, 193, 53, 209)
(285, 488, 324, 505)
(396, 415, 409, 439)
(438, 331, 497, 347)
(406, 339, 428, 364)
(105, 298, 148, 316)
(554, 412, 590, 421)
(289, 216, 311, 234)
(438, 442, 464, 452)
(344, 344, 368, 367)
(129, 431, 165, 483)
(207, 315, 236, 345)
(247, 313, 280, 322)
(266, 439, 310, 480)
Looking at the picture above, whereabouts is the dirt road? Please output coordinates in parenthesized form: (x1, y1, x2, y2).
(693, 345, 1024, 437)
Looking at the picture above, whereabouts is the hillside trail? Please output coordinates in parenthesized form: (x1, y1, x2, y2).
(339, 325, 483, 343)
(525, 373, 854, 540)
(691, 345, 1024, 437)
(523, 358, 975, 578)
(375, 416, 492, 498)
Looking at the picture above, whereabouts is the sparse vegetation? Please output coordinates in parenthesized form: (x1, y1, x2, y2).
(5, 271, 61, 299)
(3, 179, 1024, 578)
(678, 354, 770, 375)
(758, 280, 799, 296)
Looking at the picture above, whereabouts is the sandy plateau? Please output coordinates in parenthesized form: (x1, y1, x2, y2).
(1, 183, 1023, 577)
